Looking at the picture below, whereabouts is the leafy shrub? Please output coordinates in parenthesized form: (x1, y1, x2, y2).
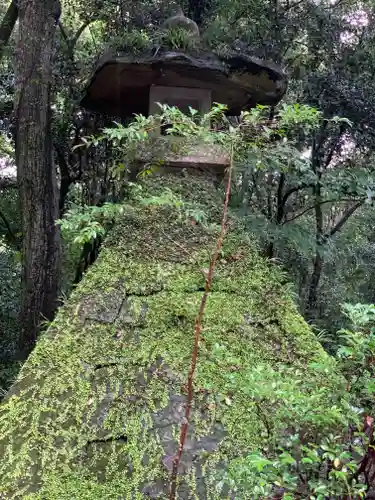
(221, 304, 375, 497)
(0, 243, 21, 398)
(336, 303, 375, 411)
(56, 202, 126, 248)
(226, 437, 366, 499)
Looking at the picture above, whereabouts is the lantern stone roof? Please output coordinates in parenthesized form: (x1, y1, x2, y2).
(80, 48, 287, 117)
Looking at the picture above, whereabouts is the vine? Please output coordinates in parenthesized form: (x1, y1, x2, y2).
(169, 144, 234, 499)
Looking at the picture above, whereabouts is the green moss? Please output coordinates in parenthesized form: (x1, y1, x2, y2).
(0, 174, 343, 498)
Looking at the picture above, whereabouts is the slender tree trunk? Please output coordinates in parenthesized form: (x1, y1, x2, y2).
(266, 173, 286, 259)
(306, 132, 324, 318)
(15, 0, 61, 358)
(0, 0, 18, 61)
(307, 250, 323, 313)
(306, 196, 324, 316)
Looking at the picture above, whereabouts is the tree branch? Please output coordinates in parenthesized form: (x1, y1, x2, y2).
(0, 0, 18, 62)
(324, 201, 363, 240)
(58, 20, 93, 62)
(283, 198, 346, 224)
(276, 172, 285, 223)
(283, 0, 305, 11)
(282, 183, 315, 207)
(323, 0, 347, 10)
(58, 19, 70, 44)
(324, 123, 347, 169)
(71, 20, 92, 47)
(284, 198, 364, 233)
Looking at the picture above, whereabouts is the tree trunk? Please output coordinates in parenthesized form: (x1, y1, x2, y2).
(306, 132, 324, 318)
(306, 250, 323, 315)
(0, 0, 18, 62)
(15, 0, 61, 358)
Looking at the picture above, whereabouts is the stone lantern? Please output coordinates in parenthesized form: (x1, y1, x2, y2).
(0, 16, 325, 500)
(81, 10, 287, 174)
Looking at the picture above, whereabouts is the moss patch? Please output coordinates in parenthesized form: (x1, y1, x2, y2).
(0, 174, 343, 498)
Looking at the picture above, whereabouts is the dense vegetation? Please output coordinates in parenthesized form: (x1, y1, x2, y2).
(2, 0, 375, 497)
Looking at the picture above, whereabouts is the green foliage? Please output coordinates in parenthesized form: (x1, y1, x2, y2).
(77, 103, 231, 186)
(81, 102, 334, 264)
(106, 23, 201, 55)
(84, 102, 320, 186)
(342, 303, 375, 330)
(0, 190, 21, 250)
(0, 172, 344, 497)
(138, 187, 183, 208)
(82, 102, 372, 323)
(276, 102, 322, 130)
(134, 185, 210, 226)
(4, 0, 375, 492)
(226, 437, 367, 498)
(336, 303, 375, 411)
(56, 202, 126, 247)
(0, 243, 21, 399)
(25, 0, 375, 339)
(0, 136, 13, 156)
(0, 361, 20, 400)
(217, 357, 352, 435)
(100, 101, 229, 143)
(220, 302, 375, 497)
(0, 245, 20, 322)
(155, 26, 200, 51)
(107, 30, 151, 54)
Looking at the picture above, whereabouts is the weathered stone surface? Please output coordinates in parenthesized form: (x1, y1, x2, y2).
(0, 174, 344, 498)
(80, 49, 287, 117)
(80, 290, 123, 323)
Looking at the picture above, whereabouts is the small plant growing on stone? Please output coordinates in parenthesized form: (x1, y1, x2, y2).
(155, 26, 200, 52)
(108, 29, 151, 54)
